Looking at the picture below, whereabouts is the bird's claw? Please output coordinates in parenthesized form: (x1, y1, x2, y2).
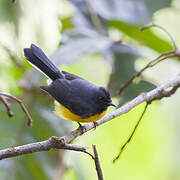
(93, 121, 98, 130)
(77, 122, 86, 134)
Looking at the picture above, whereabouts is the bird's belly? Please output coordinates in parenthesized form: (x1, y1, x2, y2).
(54, 102, 107, 123)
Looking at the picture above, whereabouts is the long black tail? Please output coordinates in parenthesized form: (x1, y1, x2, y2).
(24, 44, 63, 80)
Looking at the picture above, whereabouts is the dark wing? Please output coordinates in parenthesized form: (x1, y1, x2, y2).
(62, 71, 83, 80)
(41, 78, 95, 117)
(40, 79, 70, 104)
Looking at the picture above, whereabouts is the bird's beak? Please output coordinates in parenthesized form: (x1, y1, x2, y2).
(108, 102, 116, 107)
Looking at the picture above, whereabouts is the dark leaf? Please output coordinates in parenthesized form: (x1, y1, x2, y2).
(107, 43, 155, 104)
(108, 43, 139, 95)
(70, 0, 108, 35)
(108, 20, 173, 53)
(89, 0, 172, 25)
(69, 0, 172, 28)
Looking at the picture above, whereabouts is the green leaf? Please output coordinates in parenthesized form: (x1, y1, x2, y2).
(60, 16, 74, 32)
(0, 1, 21, 33)
(14, 154, 51, 180)
(108, 20, 173, 53)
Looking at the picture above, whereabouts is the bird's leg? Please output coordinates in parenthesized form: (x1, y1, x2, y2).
(77, 122, 86, 134)
(93, 121, 98, 129)
(78, 122, 82, 127)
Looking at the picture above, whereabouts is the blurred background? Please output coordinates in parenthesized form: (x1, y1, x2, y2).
(0, 0, 180, 179)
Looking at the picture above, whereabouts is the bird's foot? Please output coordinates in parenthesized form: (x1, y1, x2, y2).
(77, 122, 86, 134)
(93, 121, 98, 130)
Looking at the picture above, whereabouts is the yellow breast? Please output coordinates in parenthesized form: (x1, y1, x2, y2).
(54, 101, 107, 123)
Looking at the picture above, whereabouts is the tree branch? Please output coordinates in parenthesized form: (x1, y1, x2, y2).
(62, 75, 180, 144)
(118, 23, 180, 95)
(0, 96, 14, 117)
(0, 136, 91, 160)
(113, 102, 149, 162)
(0, 76, 179, 160)
(118, 52, 176, 95)
(93, 145, 104, 180)
(0, 43, 25, 71)
(0, 92, 33, 127)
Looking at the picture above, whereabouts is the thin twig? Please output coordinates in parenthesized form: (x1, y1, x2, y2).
(140, 23, 178, 50)
(0, 43, 25, 71)
(113, 102, 149, 163)
(149, 54, 176, 67)
(0, 96, 14, 117)
(93, 145, 104, 180)
(85, 0, 105, 36)
(49, 136, 94, 159)
(118, 52, 176, 95)
(0, 92, 32, 127)
(19, 103, 33, 127)
(0, 76, 180, 160)
(118, 23, 179, 95)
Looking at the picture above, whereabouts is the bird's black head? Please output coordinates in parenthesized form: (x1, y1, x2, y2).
(96, 87, 116, 113)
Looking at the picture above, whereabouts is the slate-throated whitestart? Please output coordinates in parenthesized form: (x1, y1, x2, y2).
(24, 44, 116, 125)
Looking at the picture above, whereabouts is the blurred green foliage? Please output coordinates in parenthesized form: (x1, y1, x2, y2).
(0, 0, 21, 33)
(0, 0, 180, 179)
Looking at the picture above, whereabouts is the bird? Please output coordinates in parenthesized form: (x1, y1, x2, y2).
(24, 44, 116, 128)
